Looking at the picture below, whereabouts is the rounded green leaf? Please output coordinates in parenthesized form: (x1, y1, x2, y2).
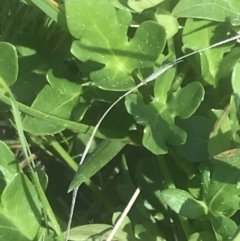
(170, 82, 204, 118)
(23, 84, 80, 135)
(1, 174, 41, 240)
(161, 189, 208, 219)
(0, 42, 18, 86)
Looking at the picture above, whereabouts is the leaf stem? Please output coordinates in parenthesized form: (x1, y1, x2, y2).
(0, 93, 137, 143)
(46, 135, 78, 171)
(170, 64, 190, 92)
(167, 37, 176, 56)
(0, 77, 65, 241)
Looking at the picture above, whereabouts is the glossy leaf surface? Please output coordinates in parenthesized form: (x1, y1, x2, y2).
(125, 78, 204, 154)
(66, 0, 166, 91)
(173, 0, 240, 25)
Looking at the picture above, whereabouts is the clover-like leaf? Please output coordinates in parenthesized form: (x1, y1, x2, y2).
(22, 70, 82, 135)
(65, 0, 166, 91)
(125, 70, 204, 154)
(173, 0, 240, 26)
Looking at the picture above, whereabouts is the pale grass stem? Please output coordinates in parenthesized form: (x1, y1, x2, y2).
(106, 187, 141, 241)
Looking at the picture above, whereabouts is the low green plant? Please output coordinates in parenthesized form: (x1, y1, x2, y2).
(1, 0, 240, 241)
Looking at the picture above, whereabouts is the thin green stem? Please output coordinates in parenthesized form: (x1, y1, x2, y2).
(46, 135, 77, 171)
(167, 37, 176, 56)
(0, 77, 64, 241)
(0, 93, 137, 143)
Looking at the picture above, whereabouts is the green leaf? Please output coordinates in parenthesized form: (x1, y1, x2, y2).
(173, 0, 240, 25)
(182, 19, 235, 86)
(208, 108, 231, 156)
(66, 0, 166, 91)
(11, 53, 48, 105)
(0, 42, 18, 86)
(46, 65, 82, 95)
(231, 62, 240, 96)
(22, 82, 81, 134)
(175, 116, 212, 162)
(135, 222, 166, 241)
(161, 189, 208, 219)
(212, 149, 240, 172)
(109, 0, 132, 11)
(69, 140, 125, 191)
(125, 79, 204, 154)
(216, 47, 240, 81)
(1, 173, 41, 240)
(155, 9, 179, 39)
(0, 141, 19, 192)
(66, 224, 129, 241)
(127, 0, 164, 13)
(208, 212, 238, 240)
(206, 163, 240, 216)
(0, 211, 31, 241)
